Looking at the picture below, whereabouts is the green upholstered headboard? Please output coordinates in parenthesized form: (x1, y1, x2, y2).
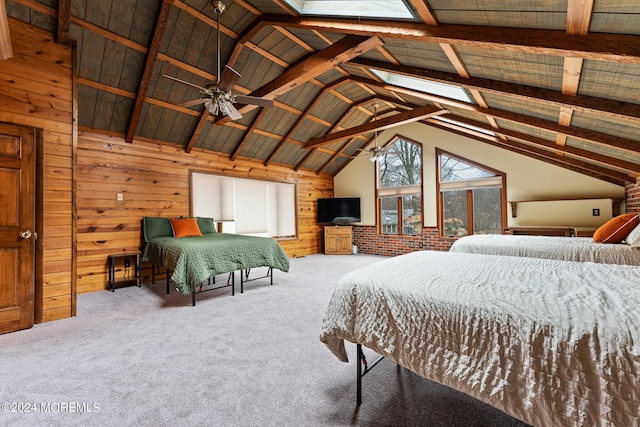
(142, 216, 216, 242)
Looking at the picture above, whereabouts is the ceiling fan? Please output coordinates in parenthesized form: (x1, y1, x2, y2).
(355, 103, 401, 162)
(161, 1, 273, 120)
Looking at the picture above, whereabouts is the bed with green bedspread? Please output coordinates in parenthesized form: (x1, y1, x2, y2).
(140, 217, 290, 295)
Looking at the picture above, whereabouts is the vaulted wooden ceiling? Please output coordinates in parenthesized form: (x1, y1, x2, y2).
(6, 0, 640, 185)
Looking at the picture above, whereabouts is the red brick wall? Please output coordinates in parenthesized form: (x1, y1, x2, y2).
(354, 181, 640, 257)
(352, 226, 458, 257)
(626, 178, 640, 213)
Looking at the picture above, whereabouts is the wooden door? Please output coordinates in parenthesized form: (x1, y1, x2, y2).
(0, 123, 35, 334)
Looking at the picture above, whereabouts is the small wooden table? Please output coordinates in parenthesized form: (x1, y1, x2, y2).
(107, 252, 142, 292)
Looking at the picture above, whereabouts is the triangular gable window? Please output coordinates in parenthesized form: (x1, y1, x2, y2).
(440, 153, 500, 187)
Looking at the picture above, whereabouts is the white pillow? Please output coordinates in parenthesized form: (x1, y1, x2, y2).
(625, 223, 640, 248)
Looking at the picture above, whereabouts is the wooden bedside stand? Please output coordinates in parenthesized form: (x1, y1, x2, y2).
(324, 226, 353, 255)
(107, 252, 142, 292)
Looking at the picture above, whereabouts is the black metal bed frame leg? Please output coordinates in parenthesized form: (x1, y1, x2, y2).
(355, 344, 384, 406)
(240, 269, 244, 294)
(231, 272, 235, 296)
(357, 344, 363, 406)
(192, 290, 196, 306)
(270, 267, 273, 286)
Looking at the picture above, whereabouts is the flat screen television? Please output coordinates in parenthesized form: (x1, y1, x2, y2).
(317, 197, 361, 224)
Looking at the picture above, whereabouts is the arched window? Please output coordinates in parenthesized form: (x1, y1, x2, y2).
(437, 149, 506, 236)
(377, 137, 423, 235)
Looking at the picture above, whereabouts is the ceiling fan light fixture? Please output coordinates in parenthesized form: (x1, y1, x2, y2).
(205, 99, 219, 116)
(218, 100, 231, 116)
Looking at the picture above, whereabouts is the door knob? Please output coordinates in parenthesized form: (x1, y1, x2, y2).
(20, 230, 32, 239)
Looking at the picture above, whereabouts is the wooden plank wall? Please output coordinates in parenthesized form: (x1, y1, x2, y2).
(76, 131, 333, 294)
(0, 18, 74, 322)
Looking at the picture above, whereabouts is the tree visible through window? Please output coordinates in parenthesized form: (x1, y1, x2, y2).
(377, 137, 422, 235)
(438, 150, 505, 236)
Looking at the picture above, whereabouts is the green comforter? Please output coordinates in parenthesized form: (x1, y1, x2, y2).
(142, 233, 290, 294)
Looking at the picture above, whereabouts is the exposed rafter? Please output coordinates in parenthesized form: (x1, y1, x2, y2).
(259, 15, 640, 64)
(441, 115, 640, 176)
(305, 105, 446, 148)
(347, 75, 640, 154)
(214, 34, 384, 125)
(426, 119, 629, 186)
(350, 57, 640, 124)
(23, 0, 638, 182)
(125, 0, 174, 143)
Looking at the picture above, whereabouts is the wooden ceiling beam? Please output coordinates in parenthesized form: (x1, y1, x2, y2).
(294, 95, 397, 171)
(272, 0, 298, 16)
(349, 75, 640, 154)
(567, 0, 594, 35)
(445, 115, 640, 174)
(172, 0, 238, 39)
(0, 0, 12, 60)
(214, 34, 383, 125)
(555, 107, 574, 148)
(56, 0, 70, 44)
(261, 15, 640, 64)
(264, 77, 350, 166)
(158, 53, 218, 82)
(426, 120, 629, 186)
(305, 105, 446, 148)
(248, 35, 383, 100)
(11, 0, 55, 17)
(230, 108, 267, 161)
(318, 136, 366, 174)
(233, 0, 262, 16)
(185, 110, 209, 153)
(439, 43, 469, 78)
(351, 57, 640, 124)
(125, 0, 174, 143)
(226, 18, 266, 69)
(311, 29, 332, 46)
(70, 16, 148, 53)
(316, 97, 418, 173)
(560, 0, 592, 154)
(78, 78, 136, 99)
(407, 0, 438, 26)
(273, 26, 314, 52)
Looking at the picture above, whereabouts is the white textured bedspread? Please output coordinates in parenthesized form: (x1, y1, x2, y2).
(320, 251, 640, 427)
(449, 234, 640, 265)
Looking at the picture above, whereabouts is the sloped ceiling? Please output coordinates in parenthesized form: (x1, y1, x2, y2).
(6, 0, 640, 185)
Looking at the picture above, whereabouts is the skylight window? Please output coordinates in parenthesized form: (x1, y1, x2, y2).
(282, 0, 414, 20)
(371, 69, 472, 103)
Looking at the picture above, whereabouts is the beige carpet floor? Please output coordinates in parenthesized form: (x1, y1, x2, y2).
(0, 253, 530, 427)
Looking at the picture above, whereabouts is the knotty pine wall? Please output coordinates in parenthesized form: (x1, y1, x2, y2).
(76, 131, 333, 294)
(0, 19, 75, 323)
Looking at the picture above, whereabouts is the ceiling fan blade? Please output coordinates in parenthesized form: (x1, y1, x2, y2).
(218, 66, 241, 92)
(234, 95, 274, 108)
(178, 98, 207, 108)
(226, 102, 243, 120)
(162, 74, 207, 92)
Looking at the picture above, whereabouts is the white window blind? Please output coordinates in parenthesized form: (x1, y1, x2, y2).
(191, 172, 296, 238)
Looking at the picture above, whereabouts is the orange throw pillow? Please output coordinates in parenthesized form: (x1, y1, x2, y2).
(170, 218, 203, 238)
(593, 214, 640, 243)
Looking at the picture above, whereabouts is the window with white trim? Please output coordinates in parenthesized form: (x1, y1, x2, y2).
(437, 150, 505, 236)
(377, 137, 422, 235)
(191, 172, 296, 238)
